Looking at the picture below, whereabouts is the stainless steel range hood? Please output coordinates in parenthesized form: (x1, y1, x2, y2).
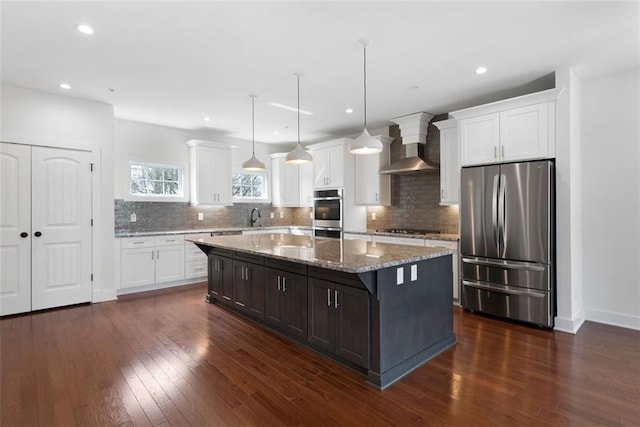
(379, 112, 438, 175)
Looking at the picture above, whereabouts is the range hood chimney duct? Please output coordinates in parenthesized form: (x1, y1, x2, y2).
(379, 112, 438, 174)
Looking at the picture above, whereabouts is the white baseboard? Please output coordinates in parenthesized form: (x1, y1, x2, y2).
(116, 277, 206, 296)
(584, 308, 640, 331)
(554, 311, 586, 334)
(92, 289, 117, 303)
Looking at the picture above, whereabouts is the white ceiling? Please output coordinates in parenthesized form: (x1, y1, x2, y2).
(2, 1, 639, 146)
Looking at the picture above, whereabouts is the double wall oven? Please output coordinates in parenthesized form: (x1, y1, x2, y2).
(313, 189, 342, 238)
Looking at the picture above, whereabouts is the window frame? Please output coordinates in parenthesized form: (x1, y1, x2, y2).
(232, 170, 269, 203)
(125, 159, 188, 202)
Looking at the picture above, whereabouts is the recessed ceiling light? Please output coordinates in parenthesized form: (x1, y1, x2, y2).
(475, 66, 487, 75)
(77, 24, 94, 35)
(269, 102, 314, 116)
(273, 130, 280, 135)
(59, 83, 71, 90)
(345, 108, 353, 114)
(203, 116, 211, 121)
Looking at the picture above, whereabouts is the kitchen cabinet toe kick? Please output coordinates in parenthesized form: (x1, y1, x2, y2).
(198, 246, 456, 390)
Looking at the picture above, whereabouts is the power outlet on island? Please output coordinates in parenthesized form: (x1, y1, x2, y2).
(396, 267, 404, 285)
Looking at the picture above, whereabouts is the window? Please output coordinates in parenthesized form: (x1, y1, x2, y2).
(232, 171, 267, 201)
(130, 161, 184, 198)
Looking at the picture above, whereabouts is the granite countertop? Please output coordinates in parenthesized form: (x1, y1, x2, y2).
(347, 230, 459, 242)
(115, 226, 310, 238)
(187, 234, 454, 274)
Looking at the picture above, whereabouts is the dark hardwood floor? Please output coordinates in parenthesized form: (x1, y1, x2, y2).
(2, 282, 638, 426)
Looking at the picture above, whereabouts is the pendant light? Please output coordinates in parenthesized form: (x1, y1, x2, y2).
(242, 94, 266, 171)
(349, 39, 383, 155)
(285, 73, 313, 164)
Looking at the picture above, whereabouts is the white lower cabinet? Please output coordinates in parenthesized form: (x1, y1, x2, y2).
(121, 235, 185, 289)
(372, 235, 425, 247)
(185, 234, 209, 279)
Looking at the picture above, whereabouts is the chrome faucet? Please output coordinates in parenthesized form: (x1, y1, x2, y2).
(250, 208, 261, 227)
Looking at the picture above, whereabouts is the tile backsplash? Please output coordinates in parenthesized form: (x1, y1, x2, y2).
(114, 199, 311, 234)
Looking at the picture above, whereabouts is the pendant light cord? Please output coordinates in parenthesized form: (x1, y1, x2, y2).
(251, 96, 256, 155)
(297, 74, 301, 145)
(363, 44, 367, 129)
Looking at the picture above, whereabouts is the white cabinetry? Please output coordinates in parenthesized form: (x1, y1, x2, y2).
(271, 153, 313, 207)
(311, 140, 346, 189)
(433, 119, 460, 205)
(187, 140, 232, 205)
(354, 136, 392, 206)
(185, 233, 209, 279)
(452, 88, 563, 166)
(121, 235, 185, 289)
(372, 235, 425, 247)
(343, 233, 372, 242)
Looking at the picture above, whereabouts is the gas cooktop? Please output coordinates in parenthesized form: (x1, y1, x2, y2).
(375, 229, 441, 235)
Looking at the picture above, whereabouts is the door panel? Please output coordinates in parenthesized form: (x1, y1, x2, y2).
(31, 147, 92, 310)
(307, 278, 334, 351)
(499, 161, 552, 263)
(460, 165, 500, 258)
(335, 284, 369, 369)
(0, 143, 31, 315)
(155, 245, 185, 282)
(264, 268, 284, 327)
(283, 271, 307, 339)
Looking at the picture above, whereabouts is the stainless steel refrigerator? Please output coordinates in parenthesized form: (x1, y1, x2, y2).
(460, 160, 555, 327)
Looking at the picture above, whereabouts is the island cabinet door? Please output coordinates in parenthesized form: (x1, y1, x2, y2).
(232, 261, 251, 312)
(307, 278, 336, 352)
(208, 254, 233, 304)
(282, 271, 308, 339)
(247, 263, 265, 319)
(264, 268, 285, 328)
(334, 284, 370, 369)
(220, 257, 234, 306)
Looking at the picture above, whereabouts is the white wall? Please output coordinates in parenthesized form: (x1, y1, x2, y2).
(114, 119, 278, 201)
(1, 84, 116, 302)
(581, 67, 640, 330)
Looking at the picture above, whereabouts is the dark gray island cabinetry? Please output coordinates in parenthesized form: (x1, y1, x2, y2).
(192, 234, 456, 390)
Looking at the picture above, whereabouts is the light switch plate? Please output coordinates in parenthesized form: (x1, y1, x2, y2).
(130, 213, 137, 222)
(411, 264, 418, 281)
(270, 212, 275, 219)
(198, 212, 204, 221)
(279, 211, 284, 218)
(396, 267, 404, 285)
(372, 212, 377, 220)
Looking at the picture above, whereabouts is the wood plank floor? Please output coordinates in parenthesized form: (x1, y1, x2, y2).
(2, 282, 638, 426)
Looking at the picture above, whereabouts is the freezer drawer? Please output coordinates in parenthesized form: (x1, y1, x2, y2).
(461, 256, 551, 291)
(461, 280, 553, 328)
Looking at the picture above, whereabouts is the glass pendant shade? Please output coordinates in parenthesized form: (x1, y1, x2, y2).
(285, 74, 312, 165)
(242, 154, 265, 171)
(242, 95, 266, 171)
(285, 143, 313, 164)
(350, 128, 383, 154)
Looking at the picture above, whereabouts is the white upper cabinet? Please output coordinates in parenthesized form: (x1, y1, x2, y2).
(354, 136, 392, 206)
(451, 88, 564, 167)
(271, 153, 313, 207)
(311, 140, 346, 189)
(433, 119, 460, 205)
(187, 140, 232, 205)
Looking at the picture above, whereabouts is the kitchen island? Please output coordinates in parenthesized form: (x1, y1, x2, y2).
(189, 233, 456, 390)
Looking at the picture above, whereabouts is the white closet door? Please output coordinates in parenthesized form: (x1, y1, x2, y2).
(31, 147, 92, 310)
(0, 143, 32, 316)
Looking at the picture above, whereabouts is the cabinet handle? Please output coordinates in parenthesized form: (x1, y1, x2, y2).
(441, 188, 445, 199)
(241, 266, 245, 280)
(327, 288, 332, 306)
(277, 275, 281, 291)
(501, 145, 505, 158)
(151, 250, 154, 260)
(282, 277, 286, 293)
(494, 146, 498, 160)
(375, 192, 378, 201)
(235, 301, 245, 307)
(157, 250, 160, 259)
(334, 290, 339, 309)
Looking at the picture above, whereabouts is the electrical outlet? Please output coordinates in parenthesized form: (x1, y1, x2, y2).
(411, 264, 418, 281)
(371, 212, 377, 220)
(130, 213, 137, 222)
(279, 211, 284, 218)
(198, 212, 204, 221)
(309, 212, 313, 219)
(396, 267, 404, 285)
(270, 212, 275, 219)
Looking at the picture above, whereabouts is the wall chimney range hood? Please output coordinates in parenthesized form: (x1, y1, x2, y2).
(379, 112, 438, 174)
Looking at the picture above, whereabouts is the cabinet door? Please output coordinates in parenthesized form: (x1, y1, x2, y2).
(354, 148, 390, 206)
(264, 268, 285, 328)
(155, 245, 185, 283)
(213, 147, 232, 204)
(299, 162, 314, 206)
(500, 103, 548, 162)
(220, 256, 234, 305)
(282, 271, 308, 339)
(247, 263, 265, 319)
(208, 254, 222, 299)
(281, 160, 301, 206)
(307, 278, 335, 351)
(335, 284, 370, 369)
(459, 113, 500, 166)
(313, 149, 330, 188)
(232, 261, 251, 312)
(121, 248, 155, 288)
(194, 146, 217, 204)
(327, 145, 344, 187)
(440, 126, 460, 205)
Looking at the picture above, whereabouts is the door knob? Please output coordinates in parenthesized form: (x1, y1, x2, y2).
(20, 232, 28, 238)
(34, 231, 42, 237)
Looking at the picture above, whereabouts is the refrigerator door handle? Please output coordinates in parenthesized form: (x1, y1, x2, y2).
(462, 256, 547, 271)
(498, 173, 506, 251)
(462, 280, 547, 298)
(492, 174, 500, 249)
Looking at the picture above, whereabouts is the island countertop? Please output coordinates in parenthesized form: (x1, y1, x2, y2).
(187, 233, 453, 274)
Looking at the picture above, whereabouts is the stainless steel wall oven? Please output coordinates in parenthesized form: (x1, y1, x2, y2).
(313, 189, 342, 238)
